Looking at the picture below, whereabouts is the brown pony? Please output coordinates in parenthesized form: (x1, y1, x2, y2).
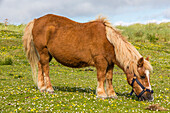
(23, 14, 153, 101)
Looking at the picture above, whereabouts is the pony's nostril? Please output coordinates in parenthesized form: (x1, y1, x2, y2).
(147, 93, 151, 98)
(146, 93, 154, 101)
(147, 94, 151, 98)
(139, 96, 145, 101)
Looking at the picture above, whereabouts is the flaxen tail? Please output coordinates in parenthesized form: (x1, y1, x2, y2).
(22, 20, 40, 85)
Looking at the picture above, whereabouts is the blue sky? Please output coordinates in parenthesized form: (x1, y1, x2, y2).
(0, 0, 170, 25)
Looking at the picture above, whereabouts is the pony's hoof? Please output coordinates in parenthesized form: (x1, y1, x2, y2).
(108, 95, 118, 99)
(39, 86, 46, 93)
(96, 95, 108, 99)
(47, 91, 54, 94)
(96, 91, 107, 99)
(40, 90, 46, 93)
(40, 89, 46, 93)
(47, 88, 54, 94)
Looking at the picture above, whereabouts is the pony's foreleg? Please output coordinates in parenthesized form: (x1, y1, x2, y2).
(38, 62, 46, 92)
(106, 64, 117, 98)
(95, 56, 107, 99)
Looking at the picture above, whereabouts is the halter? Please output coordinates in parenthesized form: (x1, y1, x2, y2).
(130, 74, 153, 99)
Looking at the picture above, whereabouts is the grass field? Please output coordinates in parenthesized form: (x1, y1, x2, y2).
(0, 23, 170, 112)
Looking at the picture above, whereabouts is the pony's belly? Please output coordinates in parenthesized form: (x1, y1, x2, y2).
(49, 49, 94, 68)
(53, 56, 91, 68)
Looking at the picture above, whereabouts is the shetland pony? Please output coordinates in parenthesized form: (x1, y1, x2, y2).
(23, 14, 153, 101)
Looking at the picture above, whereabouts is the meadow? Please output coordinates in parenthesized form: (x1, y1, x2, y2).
(0, 22, 169, 112)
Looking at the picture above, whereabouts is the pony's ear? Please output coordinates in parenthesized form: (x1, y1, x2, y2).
(137, 57, 144, 67)
(145, 56, 149, 61)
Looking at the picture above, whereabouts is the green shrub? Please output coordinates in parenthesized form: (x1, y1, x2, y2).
(134, 30, 144, 37)
(0, 57, 13, 65)
(146, 33, 159, 43)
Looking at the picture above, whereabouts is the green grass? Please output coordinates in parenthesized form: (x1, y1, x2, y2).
(0, 23, 170, 112)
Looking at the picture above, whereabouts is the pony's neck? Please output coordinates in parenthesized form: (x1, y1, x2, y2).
(115, 59, 138, 75)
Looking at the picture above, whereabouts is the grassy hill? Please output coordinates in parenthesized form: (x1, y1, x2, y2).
(0, 23, 169, 112)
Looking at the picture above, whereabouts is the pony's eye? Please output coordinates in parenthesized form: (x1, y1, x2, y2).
(141, 75, 146, 79)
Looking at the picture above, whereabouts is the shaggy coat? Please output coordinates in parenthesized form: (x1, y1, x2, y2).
(23, 14, 153, 100)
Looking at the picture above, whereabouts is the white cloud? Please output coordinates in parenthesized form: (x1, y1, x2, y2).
(0, 0, 170, 24)
(163, 8, 170, 19)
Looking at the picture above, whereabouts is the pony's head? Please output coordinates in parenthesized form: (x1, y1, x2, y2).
(126, 57, 154, 101)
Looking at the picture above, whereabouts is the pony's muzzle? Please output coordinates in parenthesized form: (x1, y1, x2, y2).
(139, 92, 154, 101)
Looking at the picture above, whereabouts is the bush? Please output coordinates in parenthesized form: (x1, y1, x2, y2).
(134, 30, 144, 37)
(146, 33, 159, 43)
(0, 57, 13, 65)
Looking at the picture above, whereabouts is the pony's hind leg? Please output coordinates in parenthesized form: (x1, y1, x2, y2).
(106, 64, 117, 98)
(38, 48, 54, 93)
(38, 62, 46, 92)
(42, 61, 54, 93)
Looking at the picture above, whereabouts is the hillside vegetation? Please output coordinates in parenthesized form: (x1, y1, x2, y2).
(116, 22, 170, 42)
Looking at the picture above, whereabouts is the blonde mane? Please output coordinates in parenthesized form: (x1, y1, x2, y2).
(95, 16, 152, 74)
